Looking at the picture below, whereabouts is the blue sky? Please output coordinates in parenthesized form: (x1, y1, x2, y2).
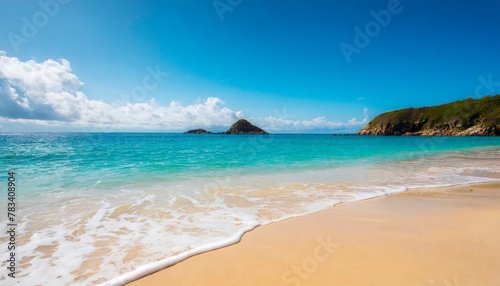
(0, 0, 499, 132)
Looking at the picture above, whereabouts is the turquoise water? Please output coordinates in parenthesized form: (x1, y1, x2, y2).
(0, 133, 499, 285)
(2, 133, 499, 194)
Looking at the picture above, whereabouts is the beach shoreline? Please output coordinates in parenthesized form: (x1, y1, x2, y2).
(127, 181, 500, 286)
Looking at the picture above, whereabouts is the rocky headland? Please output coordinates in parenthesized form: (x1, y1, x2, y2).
(357, 95, 499, 136)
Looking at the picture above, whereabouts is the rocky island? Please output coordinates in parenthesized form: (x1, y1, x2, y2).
(184, 129, 212, 134)
(358, 95, 499, 136)
(224, 119, 268, 134)
(184, 119, 268, 135)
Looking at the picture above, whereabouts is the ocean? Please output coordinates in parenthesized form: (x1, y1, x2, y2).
(1, 133, 499, 285)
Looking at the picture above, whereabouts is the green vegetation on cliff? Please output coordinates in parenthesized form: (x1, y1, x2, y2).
(358, 95, 500, 136)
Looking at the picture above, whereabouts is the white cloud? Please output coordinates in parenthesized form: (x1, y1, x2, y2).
(0, 53, 243, 130)
(0, 52, 369, 133)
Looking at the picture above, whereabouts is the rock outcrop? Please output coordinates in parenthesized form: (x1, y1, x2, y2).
(357, 95, 499, 136)
(184, 129, 212, 134)
(183, 119, 268, 134)
(225, 119, 268, 134)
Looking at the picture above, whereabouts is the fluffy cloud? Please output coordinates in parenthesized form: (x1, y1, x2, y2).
(0, 52, 243, 130)
(0, 52, 368, 132)
(0, 52, 82, 121)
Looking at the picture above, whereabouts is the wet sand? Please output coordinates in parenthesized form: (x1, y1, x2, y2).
(128, 182, 500, 285)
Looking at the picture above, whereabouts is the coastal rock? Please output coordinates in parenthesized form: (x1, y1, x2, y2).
(225, 119, 268, 134)
(357, 95, 500, 136)
(184, 129, 212, 134)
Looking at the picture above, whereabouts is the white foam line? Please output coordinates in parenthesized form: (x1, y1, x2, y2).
(405, 177, 497, 189)
(100, 222, 259, 286)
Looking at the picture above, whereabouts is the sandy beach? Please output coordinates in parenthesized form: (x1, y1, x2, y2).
(127, 181, 500, 286)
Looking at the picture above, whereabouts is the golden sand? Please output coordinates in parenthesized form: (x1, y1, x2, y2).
(128, 182, 500, 285)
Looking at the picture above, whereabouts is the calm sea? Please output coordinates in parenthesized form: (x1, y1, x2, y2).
(1, 133, 499, 285)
